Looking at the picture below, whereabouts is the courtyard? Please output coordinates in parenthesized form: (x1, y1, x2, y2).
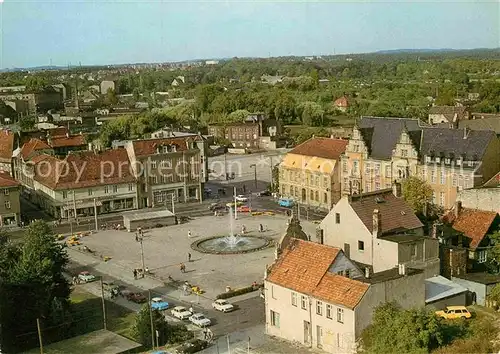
(75, 213, 318, 299)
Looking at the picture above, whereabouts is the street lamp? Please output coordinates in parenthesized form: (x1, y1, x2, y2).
(250, 164, 257, 191)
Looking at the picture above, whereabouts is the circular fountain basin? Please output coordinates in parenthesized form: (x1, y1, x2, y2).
(191, 235, 272, 255)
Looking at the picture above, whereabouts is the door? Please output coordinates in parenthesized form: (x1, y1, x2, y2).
(316, 325, 323, 349)
(304, 321, 311, 345)
(301, 188, 306, 202)
(344, 243, 350, 258)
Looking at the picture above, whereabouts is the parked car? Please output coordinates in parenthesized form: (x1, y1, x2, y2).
(175, 339, 209, 354)
(435, 306, 472, 319)
(78, 271, 96, 283)
(171, 306, 192, 320)
(151, 297, 170, 311)
(235, 195, 248, 202)
(257, 190, 271, 197)
(278, 197, 294, 207)
(212, 299, 234, 313)
(209, 202, 225, 211)
(119, 288, 132, 298)
(189, 313, 211, 327)
(237, 205, 251, 213)
(126, 292, 147, 303)
(226, 201, 243, 207)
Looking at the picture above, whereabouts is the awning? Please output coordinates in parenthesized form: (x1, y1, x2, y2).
(62, 200, 102, 211)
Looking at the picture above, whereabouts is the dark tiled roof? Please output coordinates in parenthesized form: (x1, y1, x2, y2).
(429, 106, 467, 115)
(459, 118, 500, 134)
(132, 137, 201, 157)
(419, 128, 495, 160)
(20, 138, 52, 160)
(289, 138, 348, 160)
(350, 189, 424, 235)
(442, 208, 498, 249)
(358, 117, 425, 159)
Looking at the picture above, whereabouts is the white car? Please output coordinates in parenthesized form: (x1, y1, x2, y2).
(235, 195, 248, 202)
(189, 313, 212, 327)
(171, 306, 192, 320)
(78, 271, 96, 283)
(212, 299, 234, 313)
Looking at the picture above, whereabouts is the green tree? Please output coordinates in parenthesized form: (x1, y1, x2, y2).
(227, 109, 250, 123)
(270, 165, 279, 193)
(133, 305, 170, 348)
(105, 88, 119, 106)
(296, 101, 324, 126)
(273, 92, 296, 124)
(401, 176, 433, 215)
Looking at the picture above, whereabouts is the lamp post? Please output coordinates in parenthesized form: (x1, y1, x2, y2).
(250, 164, 257, 191)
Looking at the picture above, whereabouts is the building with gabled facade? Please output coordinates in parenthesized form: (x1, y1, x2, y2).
(341, 117, 425, 196)
(265, 239, 426, 353)
(125, 136, 204, 208)
(318, 187, 440, 279)
(0, 171, 21, 226)
(0, 130, 15, 175)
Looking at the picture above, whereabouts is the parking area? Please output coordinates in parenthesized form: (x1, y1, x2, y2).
(73, 213, 318, 299)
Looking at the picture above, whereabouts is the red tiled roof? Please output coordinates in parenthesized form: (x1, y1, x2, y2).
(132, 137, 201, 157)
(443, 208, 498, 249)
(34, 149, 135, 190)
(50, 135, 86, 148)
(289, 138, 348, 160)
(312, 273, 369, 309)
(0, 130, 14, 161)
(266, 239, 368, 309)
(20, 138, 52, 160)
(334, 96, 349, 107)
(0, 171, 20, 188)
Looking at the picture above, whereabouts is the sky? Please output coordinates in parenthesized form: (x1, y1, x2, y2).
(0, 0, 499, 69)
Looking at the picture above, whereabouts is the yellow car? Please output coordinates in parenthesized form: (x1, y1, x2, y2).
(66, 236, 81, 247)
(435, 306, 471, 319)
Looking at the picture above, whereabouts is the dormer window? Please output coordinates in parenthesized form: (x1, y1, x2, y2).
(435, 157, 440, 163)
(425, 156, 431, 163)
(456, 159, 462, 166)
(445, 158, 451, 164)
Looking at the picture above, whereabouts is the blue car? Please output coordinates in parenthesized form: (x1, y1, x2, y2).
(278, 198, 294, 208)
(151, 297, 170, 311)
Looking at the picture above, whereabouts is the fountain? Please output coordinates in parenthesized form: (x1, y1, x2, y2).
(191, 208, 271, 254)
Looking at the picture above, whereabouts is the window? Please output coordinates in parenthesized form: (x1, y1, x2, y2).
(270, 310, 280, 328)
(310, 190, 314, 200)
(375, 182, 381, 190)
(345, 269, 350, 278)
(113, 185, 118, 193)
(337, 308, 344, 323)
(353, 144, 359, 152)
(326, 304, 332, 319)
(62, 191, 68, 199)
(315, 191, 319, 201)
(445, 158, 451, 164)
(358, 240, 365, 251)
(151, 160, 157, 169)
(374, 163, 380, 175)
(335, 213, 340, 224)
(436, 157, 440, 164)
(411, 244, 417, 258)
(323, 177, 328, 187)
(342, 161, 347, 173)
(452, 174, 457, 187)
(426, 156, 431, 163)
(4, 201, 10, 209)
(401, 149, 408, 157)
(88, 189, 93, 196)
(271, 285, 276, 299)
(365, 183, 370, 192)
(478, 250, 487, 263)
(440, 192, 445, 206)
(365, 162, 371, 174)
(291, 292, 297, 306)
(316, 301, 323, 316)
(353, 161, 359, 174)
(432, 191, 437, 204)
(385, 165, 391, 177)
(324, 193, 328, 204)
(3, 189, 8, 195)
(440, 171, 445, 185)
(301, 295, 307, 310)
(104, 186, 109, 194)
(459, 175, 464, 187)
(128, 184, 134, 191)
(431, 170, 436, 183)
(456, 159, 462, 166)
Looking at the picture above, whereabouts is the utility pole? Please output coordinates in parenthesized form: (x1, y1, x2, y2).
(270, 156, 274, 192)
(93, 198, 98, 231)
(250, 164, 257, 190)
(36, 318, 43, 354)
(224, 153, 228, 180)
(100, 277, 107, 330)
(247, 337, 251, 354)
(140, 237, 146, 275)
(233, 187, 237, 220)
(148, 290, 155, 349)
(227, 334, 231, 354)
(72, 190, 77, 220)
(171, 195, 175, 214)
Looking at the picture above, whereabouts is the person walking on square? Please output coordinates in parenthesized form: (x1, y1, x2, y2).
(180, 263, 186, 273)
(133, 269, 137, 280)
(188, 253, 192, 262)
(188, 230, 192, 238)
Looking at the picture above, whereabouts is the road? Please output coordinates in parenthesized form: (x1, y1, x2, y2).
(67, 261, 265, 337)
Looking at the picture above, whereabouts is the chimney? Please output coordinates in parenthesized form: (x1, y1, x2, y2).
(454, 201, 462, 219)
(392, 182, 402, 198)
(365, 267, 370, 279)
(398, 264, 407, 276)
(463, 127, 469, 139)
(372, 209, 381, 238)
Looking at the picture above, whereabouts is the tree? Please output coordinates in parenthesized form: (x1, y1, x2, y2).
(270, 165, 279, 193)
(227, 109, 250, 123)
(105, 88, 118, 106)
(273, 92, 297, 124)
(296, 101, 324, 126)
(361, 302, 464, 354)
(0, 221, 71, 352)
(401, 176, 433, 215)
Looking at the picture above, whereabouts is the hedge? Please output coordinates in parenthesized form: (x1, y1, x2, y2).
(216, 284, 263, 299)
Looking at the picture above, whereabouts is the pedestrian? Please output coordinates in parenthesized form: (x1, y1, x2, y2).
(243, 184, 246, 193)
(180, 263, 186, 273)
(133, 269, 137, 280)
(189, 306, 194, 314)
(259, 224, 263, 232)
(241, 225, 246, 234)
(145, 267, 149, 274)
(188, 253, 192, 262)
(135, 233, 139, 242)
(188, 230, 192, 238)
(203, 328, 208, 339)
(207, 328, 213, 342)
(72, 276, 77, 285)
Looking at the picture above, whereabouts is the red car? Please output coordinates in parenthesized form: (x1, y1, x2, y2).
(126, 292, 147, 303)
(237, 205, 251, 213)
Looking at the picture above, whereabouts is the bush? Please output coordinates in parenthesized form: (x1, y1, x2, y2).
(167, 323, 194, 344)
(216, 284, 262, 299)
